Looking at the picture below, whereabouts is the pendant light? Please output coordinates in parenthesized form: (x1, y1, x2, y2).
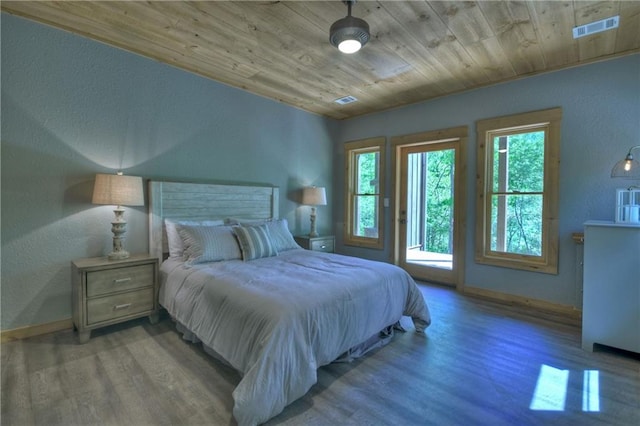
(330, 0, 370, 54)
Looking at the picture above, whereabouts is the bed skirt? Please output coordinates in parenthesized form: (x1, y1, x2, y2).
(174, 318, 404, 369)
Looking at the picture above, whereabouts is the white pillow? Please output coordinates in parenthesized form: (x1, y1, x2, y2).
(165, 219, 224, 258)
(177, 224, 242, 265)
(265, 219, 301, 252)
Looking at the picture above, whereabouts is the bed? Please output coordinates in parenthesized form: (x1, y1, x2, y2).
(148, 181, 431, 426)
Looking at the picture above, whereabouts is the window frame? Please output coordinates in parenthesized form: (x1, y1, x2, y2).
(475, 108, 561, 274)
(344, 137, 385, 249)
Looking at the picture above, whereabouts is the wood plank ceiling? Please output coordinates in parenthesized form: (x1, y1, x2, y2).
(3, 1, 639, 120)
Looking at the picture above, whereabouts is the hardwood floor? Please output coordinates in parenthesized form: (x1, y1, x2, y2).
(2, 283, 639, 426)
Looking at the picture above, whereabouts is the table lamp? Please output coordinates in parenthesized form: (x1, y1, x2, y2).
(302, 186, 327, 238)
(92, 172, 144, 260)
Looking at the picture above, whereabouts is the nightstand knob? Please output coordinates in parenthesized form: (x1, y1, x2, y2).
(321, 245, 326, 249)
(113, 277, 132, 284)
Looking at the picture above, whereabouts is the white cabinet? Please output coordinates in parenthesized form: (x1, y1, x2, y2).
(582, 221, 640, 353)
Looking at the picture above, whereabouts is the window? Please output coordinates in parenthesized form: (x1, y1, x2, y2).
(344, 137, 385, 249)
(475, 108, 561, 273)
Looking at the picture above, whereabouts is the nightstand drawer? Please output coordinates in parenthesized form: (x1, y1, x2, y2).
(86, 287, 154, 325)
(294, 235, 335, 253)
(86, 264, 154, 297)
(310, 239, 334, 252)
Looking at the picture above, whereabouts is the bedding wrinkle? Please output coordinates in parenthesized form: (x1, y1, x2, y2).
(161, 249, 431, 426)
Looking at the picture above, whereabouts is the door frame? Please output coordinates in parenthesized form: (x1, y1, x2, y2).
(390, 126, 467, 289)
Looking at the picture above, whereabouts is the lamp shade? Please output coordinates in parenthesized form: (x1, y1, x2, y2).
(92, 173, 144, 206)
(611, 158, 640, 178)
(302, 187, 327, 206)
(611, 145, 640, 179)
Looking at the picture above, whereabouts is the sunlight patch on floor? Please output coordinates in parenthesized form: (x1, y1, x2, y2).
(530, 365, 601, 412)
(582, 370, 600, 412)
(530, 365, 569, 411)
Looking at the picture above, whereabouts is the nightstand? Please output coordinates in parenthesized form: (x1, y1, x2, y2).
(72, 254, 159, 343)
(294, 235, 335, 253)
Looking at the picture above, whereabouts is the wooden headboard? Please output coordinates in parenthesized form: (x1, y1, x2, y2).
(148, 181, 279, 262)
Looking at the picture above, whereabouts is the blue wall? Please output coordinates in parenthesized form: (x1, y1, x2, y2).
(2, 11, 639, 331)
(1, 14, 336, 330)
(335, 53, 640, 308)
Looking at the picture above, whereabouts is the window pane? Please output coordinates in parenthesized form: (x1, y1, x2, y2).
(356, 151, 379, 194)
(476, 108, 561, 273)
(492, 131, 545, 193)
(354, 195, 378, 237)
(425, 149, 454, 254)
(490, 194, 542, 255)
(345, 137, 384, 249)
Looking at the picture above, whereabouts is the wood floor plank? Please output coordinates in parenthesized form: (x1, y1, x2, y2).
(2, 283, 638, 426)
(1, 341, 35, 425)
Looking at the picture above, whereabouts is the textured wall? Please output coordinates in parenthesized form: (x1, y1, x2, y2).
(336, 54, 640, 308)
(3, 11, 639, 331)
(1, 13, 337, 330)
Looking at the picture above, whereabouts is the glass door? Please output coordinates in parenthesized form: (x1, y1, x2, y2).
(398, 141, 463, 285)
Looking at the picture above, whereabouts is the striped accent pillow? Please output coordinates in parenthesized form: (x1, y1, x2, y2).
(233, 224, 278, 261)
(225, 218, 301, 252)
(177, 225, 242, 265)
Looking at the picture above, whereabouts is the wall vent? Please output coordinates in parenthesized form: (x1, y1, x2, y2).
(573, 15, 619, 39)
(334, 95, 358, 105)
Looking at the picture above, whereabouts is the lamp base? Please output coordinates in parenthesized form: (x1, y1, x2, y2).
(309, 207, 319, 238)
(108, 249, 130, 261)
(108, 208, 130, 260)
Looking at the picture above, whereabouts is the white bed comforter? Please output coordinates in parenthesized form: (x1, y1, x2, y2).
(160, 249, 431, 426)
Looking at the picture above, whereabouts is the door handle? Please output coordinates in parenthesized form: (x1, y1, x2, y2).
(399, 219, 407, 224)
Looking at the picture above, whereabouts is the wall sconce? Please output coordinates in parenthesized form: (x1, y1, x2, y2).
(302, 186, 327, 238)
(611, 145, 640, 179)
(92, 172, 144, 260)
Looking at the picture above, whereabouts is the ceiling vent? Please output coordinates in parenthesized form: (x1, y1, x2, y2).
(573, 15, 619, 39)
(334, 95, 358, 105)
